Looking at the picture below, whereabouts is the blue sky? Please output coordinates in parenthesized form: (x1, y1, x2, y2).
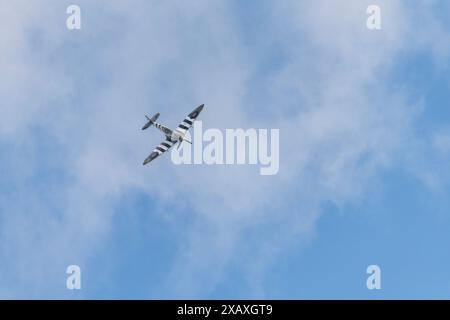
(1, 0, 450, 299)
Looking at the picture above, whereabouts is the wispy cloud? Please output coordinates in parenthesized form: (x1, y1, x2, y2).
(0, 0, 449, 298)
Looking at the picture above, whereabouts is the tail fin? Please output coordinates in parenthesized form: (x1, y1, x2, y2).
(142, 112, 160, 130)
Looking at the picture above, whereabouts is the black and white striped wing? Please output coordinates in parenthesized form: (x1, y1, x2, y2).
(143, 140, 176, 165)
(175, 104, 204, 135)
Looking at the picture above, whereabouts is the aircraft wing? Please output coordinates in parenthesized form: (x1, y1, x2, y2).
(174, 104, 204, 135)
(143, 139, 177, 165)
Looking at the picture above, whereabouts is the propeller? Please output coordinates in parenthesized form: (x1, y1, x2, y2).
(177, 137, 192, 150)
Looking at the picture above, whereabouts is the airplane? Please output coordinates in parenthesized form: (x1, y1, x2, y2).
(141, 104, 204, 165)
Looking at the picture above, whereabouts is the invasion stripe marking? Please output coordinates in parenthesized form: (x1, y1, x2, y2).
(161, 142, 171, 148)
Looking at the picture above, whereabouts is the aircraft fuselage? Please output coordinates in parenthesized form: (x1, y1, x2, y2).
(154, 122, 184, 142)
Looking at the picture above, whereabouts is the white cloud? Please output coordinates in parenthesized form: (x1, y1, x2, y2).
(0, 0, 449, 298)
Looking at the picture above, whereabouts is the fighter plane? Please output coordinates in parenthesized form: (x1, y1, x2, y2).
(141, 104, 204, 165)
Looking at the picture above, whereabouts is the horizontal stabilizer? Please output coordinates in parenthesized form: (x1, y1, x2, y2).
(142, 112, 160, 130)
